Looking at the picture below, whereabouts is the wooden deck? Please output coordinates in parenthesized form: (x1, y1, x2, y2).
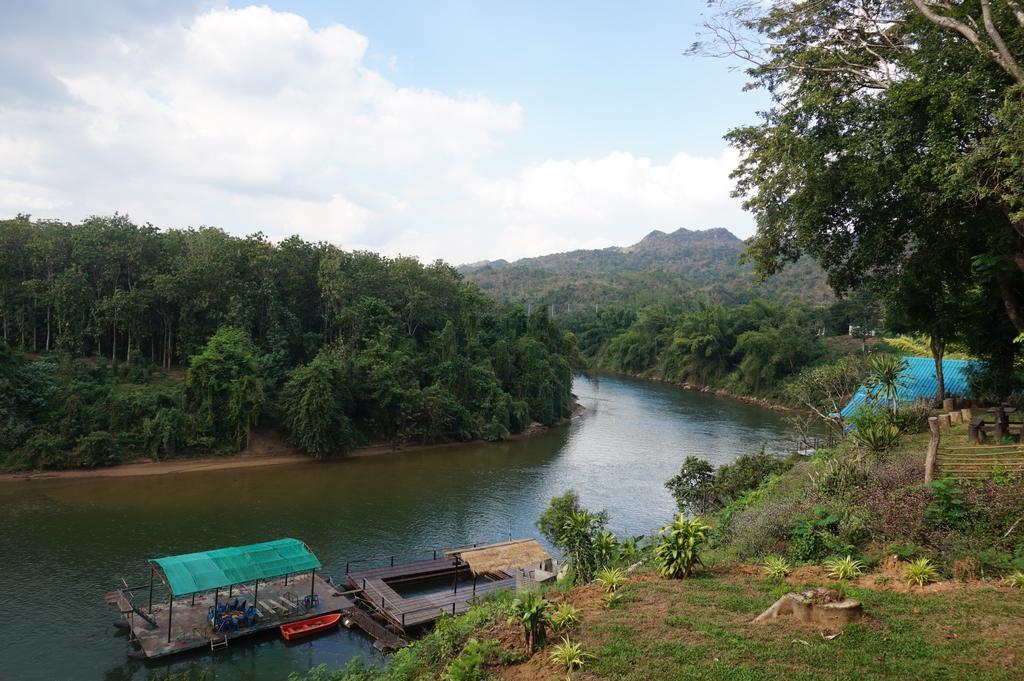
(347, 557, 514, 629)
(109, 573, 352, 659)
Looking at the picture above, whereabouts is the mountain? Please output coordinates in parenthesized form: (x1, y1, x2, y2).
(460, 227, 833, 309)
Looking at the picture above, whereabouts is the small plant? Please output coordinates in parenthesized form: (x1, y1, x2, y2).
(595, 566, 626, 593)
(603, 592, 622, 609)
(849, 422, 902, 455)
(507, 590, 551, 652)
(925, 478, 972, 528)
(654, 514, 711, 579)
(548, 637, 590, 679)
(547, 603, 581, 632)
(1007, 572, 1024, 589)
(905, 557, 939, 587)
(440, 638, 499, 681)
(823, 555, 865, 581)
(762, 555, 792, 580)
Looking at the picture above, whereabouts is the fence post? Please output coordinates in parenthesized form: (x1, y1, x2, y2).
(939, 413, 952, 428)
(925, 416, 940, 484)
(960, 408, 972, 423)
(950, 410, 962, 425)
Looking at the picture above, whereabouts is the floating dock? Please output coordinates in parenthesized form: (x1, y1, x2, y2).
(108, 537, 551, 657)
(347, 556, 514, 629)
(108, 572, 350, 658)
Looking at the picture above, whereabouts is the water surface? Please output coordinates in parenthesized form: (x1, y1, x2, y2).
(0, 374, 801, 681)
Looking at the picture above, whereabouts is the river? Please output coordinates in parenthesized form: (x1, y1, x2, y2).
(0, 374, 804, 681)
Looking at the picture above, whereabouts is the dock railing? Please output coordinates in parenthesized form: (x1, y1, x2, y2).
(343, 540, 495, 575)
(356, 573, 498, 629)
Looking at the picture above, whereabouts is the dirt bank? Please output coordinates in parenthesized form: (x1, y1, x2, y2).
(0, 400, 585, 482)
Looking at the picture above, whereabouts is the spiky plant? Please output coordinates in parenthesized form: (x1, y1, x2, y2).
(762, 555, 792, 580)
(823, 555, 865, 581)
(595, 566, 626, 593)
(603, 592, 622, 609)
(905, 557, 939, 587)
(547, 603, 581, 632)
(1006, 572, 1024, 589)
(548, 637, 590, 680)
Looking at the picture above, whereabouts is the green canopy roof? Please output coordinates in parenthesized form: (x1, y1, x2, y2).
(149, 538, 321, 596)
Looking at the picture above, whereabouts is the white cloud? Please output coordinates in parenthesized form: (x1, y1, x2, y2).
(0, 4, 750, 264)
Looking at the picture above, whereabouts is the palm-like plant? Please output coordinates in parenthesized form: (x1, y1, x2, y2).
(508, 590, 551, 652)
(824, 555, 865, 581)
(616, 535, 645, 564)
(654, 514, 711, 579)
(867, 354, 907, 415)
(561, 509, 605, 583)
(548, 637, 590, 680)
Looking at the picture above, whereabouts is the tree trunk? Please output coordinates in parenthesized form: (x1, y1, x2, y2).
(111, 325, 117, 363)
(931, 336, 946, 403)
(45, 305, 51, 352)
(996, 268, 1024, 332)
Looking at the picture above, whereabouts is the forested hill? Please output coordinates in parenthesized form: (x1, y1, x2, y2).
(0, 215, 576, 470)
(460, 227, 833, 309)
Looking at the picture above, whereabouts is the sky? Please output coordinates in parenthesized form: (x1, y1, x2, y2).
(0, 1, 768, 264)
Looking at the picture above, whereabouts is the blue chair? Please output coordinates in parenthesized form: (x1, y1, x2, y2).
(303, 594, 319, 609)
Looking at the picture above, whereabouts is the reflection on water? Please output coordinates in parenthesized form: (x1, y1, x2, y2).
(0, 374, 802, 681)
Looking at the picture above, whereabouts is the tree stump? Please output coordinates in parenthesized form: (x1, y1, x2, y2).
(752, 588, 863, 628)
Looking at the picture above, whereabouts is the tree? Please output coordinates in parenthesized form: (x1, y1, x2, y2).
(185, 326, 265, 451)
(867, 354, 908, 415)
(536, 491, 612, 583)
(665, 456, 716, 515)
(698, 0, 1024, 360)
(280, 349, 356, 457)
(785, 355, 868, 429)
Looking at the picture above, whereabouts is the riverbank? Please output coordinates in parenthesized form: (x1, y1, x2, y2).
(0, 401, 586, 482)
(594, 369, 800, 413)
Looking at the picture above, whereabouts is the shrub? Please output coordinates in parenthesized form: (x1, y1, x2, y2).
(762, 555, 792, 580)
(665, 456, 716, 515)
(547, 603, 580, 632)
(548, 637, 589, 679)
(537, 491, 611, 583)
(603, 592, 623, 609)
(1006, 572, 1024, 589)
(654, 514, 710, 579)
(905, 557, 939, 587)
(808, 453, 867, 498)
(788, 507, 850, 561)
(925, 478, 973, 529)
(824, 555, 865, 580)
(440, 638, 499, 681)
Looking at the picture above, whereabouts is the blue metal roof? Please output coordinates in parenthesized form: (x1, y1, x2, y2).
(841, 356, 981, 418)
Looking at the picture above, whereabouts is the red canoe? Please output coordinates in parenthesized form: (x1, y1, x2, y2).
(279, 613, 341, 641)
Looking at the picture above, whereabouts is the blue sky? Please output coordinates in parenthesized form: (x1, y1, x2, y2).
(0, 1, 766, 263)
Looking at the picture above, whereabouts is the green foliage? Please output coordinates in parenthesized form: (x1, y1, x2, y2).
(905, 558, 939, 587)
(785, 355, 868, 428)
(666, 449, 789, 515)
(1007, 572, 1024, 589)
(603, 592, 623, 609)
(762, 555, 792, 580)
(548, 637, 589, 679)
(665, 456, 716, 515)
(925, 479, 973, 529)
(788, 508, 850, 562)
(537, 491, 613, 583)
(654, 514, 710, 579)
(595, 567, 626, 594)
(508, 589, 551, 652)
(547, 603, 581, 632)
(440, 638, 499, 681)
(823, 555, 865, 581)
(185, 326, 265, 452)
(281, 349, 357, 457)
(866, 354, 908, 415)
(849, 422, 902, 456)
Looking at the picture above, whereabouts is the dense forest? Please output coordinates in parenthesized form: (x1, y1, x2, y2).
(0, 215, 577, 469)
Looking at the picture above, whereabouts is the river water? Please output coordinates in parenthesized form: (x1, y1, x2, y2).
(0, 374, 802, 681)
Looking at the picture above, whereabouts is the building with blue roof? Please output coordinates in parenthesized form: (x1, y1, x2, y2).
(840, 356, 982, 418)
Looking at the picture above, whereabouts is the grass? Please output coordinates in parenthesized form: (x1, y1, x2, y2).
(492, 571, 1024, 681)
